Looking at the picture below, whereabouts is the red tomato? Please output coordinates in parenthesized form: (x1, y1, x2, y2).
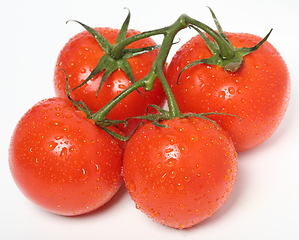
(166, 32, 290, 151)
(54, 27, 166, 135)
(9, 97, 124, 216)
(123, 117, 238, 229)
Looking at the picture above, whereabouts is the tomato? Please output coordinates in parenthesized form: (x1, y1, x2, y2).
(54, 27, 166, 135)
(166, 32, 290, 152)
(9, 97, 124, 216)
(122, 117, 237, 229)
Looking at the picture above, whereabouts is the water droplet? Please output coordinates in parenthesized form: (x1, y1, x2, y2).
(160, 173, 167, 182)
(128, 182, 136, 192)
(60, 147, 67, 161)
(225, 151, 231, 157)
(165, 148, 174, 153)
(79, 168, 88, 182)
(190, 135, 198, 143)
(167, 135, 176, 144)
(237, 88, 244, 94)
(224, 175, 230, 181)
(177, 182, 184, 190)
(178, 225, 185, 230)
(118, 84, 127, 90)
(165, 158, 177, 167)
(179, 203, 185, 209)
(169, 171, 176, 179)
(174, 126, 188, 132)
(62, 126, 70, 132)
(46, 141, 58, 151)
(218, 91, 225, 99)
(228, 87, 235, 94)
(184, 175, 191, 182)
(63, 113, 73, 119)
(50, 120, 62, 126)
(152, 211, 160, 217)
(179, 144, 188, 154)
(69, 146, 77, 154)
(142, 188, 148, 196)
(195, 209, 201, 214)
(95, 164, 102, 174)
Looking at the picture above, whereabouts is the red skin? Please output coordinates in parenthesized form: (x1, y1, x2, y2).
(54, 28, 166, 135)
(123, 117, 237, 229)
(9, 97, 124, 216)
(166, 32, 290, 151)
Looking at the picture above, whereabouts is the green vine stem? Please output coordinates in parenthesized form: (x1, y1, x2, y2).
(76, 8, 269, 130)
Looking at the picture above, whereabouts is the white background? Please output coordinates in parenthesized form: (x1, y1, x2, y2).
(1, 0, 298, 239)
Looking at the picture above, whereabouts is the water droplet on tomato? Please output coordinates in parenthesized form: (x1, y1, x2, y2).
(128, 182, 136, 192)
(218, 91, 226, 99)
(79, 168, 88, 182)
(142, 188, 148, 196)
(225, 151, 231, 157)
(237, 87, 244, 94)
(118, 84, 127, 90)
(50, 120, 62, 126)
(152, 211, 160, 217)
(228, 87, 235, 94)
(60, 147, 67, 161)
(63, 113, 73, 119)
(179, 203, 185, 209)
(69, 146, 77, 154)
(62, 125, 70, 132)
(95, 164, 102, 174)
(224, 175, 230, 181)
(179, 144, 188, 154)
(160, 173, 167, 183)
(177, 182, 184, 190)
(174, 126, 188, 132)
(169, 171, 176, 179)
(194, 209, 201, 214)
(190, 135, 198, 143)
(165, 158, 177, 167)
(196, 164, 202, 169)
(46, 141, 58, 151)
(184, 175, 191, 182)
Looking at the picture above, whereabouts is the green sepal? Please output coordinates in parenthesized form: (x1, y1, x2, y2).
(178, 7, 273, 78)
(70, 14, 161, 95)
(101, 126, 130, 141)
(68, 20, 112, 54)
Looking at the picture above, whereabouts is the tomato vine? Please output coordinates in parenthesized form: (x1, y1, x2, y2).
(70, 7, 265, 135)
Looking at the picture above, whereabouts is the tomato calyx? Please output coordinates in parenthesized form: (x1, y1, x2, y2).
(178, 8, 272, 78)
(61, 69, 129, 141)
(68, 10, 160, 96)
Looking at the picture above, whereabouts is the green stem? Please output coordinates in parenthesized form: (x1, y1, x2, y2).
(111, 28, 167, 59)
(92, 12, 238, 121)
(184, 15, 235, 59)
(92, 79, 146, 121)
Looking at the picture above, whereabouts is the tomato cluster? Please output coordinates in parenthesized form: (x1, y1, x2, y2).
(9, 9, 289, 229)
